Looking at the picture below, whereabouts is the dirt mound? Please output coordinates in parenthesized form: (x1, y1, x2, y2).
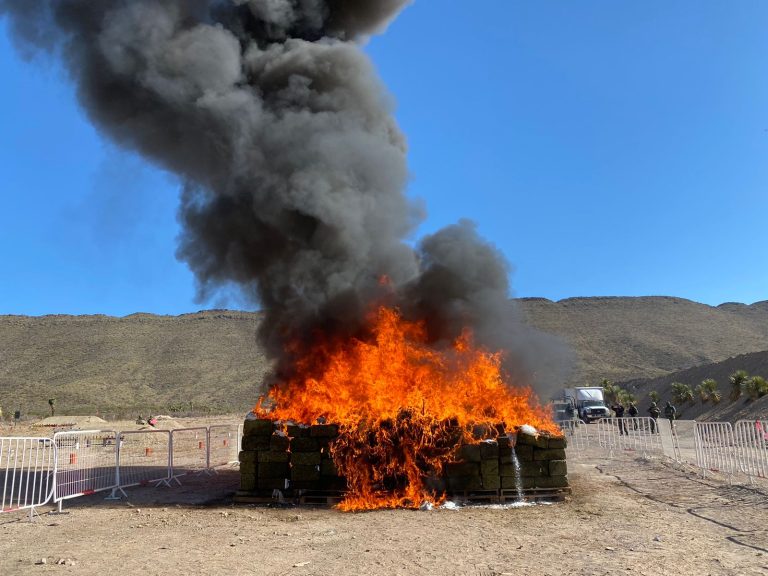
(33, 415, 108, 428)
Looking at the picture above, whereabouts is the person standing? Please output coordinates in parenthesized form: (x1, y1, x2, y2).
(648, 402, 661, 433)
(627, 402, 639, 429)
(664, 401, 676, 426)
(613, 403, 628, 435)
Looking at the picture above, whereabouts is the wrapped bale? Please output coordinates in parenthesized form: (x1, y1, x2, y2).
(238, 418, 569, 503)
(441, 425, 569, 500)
(289, 423, 341, 492)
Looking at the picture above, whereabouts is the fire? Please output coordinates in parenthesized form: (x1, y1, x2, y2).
(256, 306, 558, 510)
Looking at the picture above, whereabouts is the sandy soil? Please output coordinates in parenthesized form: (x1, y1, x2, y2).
(2, 446, 767, 576)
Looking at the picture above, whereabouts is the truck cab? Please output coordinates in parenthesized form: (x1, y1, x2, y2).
(563, 387, 611, 423)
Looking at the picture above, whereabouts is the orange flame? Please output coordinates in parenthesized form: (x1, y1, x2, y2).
(256, 306, 558, 510)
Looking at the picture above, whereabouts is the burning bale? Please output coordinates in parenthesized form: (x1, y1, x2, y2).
(237, 417, 568, 508)
(236, 306, 569, 510)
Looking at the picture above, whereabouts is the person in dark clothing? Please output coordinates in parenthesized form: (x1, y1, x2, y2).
(648, 402, 661, 433)
(664, 402, 676, 426)
(613, 403, 628, 435)
(627, 402, 639, 429)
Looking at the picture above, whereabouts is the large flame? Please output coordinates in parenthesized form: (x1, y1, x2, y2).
(256, 306, 558, 510)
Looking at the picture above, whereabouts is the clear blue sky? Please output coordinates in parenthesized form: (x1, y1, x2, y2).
(2, 1, 767, 316)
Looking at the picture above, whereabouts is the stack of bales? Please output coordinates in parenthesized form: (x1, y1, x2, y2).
(238, 419, 344, 495)
(440, 428, 567, 494)
(507, 430, 568, 489)
(238, 419, 568, 499)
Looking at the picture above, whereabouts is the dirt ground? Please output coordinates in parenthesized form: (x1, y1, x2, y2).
(2, 442, 767, 576)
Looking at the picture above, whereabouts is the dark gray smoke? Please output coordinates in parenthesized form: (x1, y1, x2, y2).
(1, 0, 572, 394)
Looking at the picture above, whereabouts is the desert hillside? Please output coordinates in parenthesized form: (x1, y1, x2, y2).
(519, 297, 768, 387)
(617, 349, 768, 421)
(2, 296, 768, 418)
(0, 310, 269, 418)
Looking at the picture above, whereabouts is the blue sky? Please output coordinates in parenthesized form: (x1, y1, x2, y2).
(2, 1, 767, 316)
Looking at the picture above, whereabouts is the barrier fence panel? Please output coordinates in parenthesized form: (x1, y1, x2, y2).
(53, 430, 118, 508)
(115, 430, 171, 495)
(733, 420, 768, 482)
(694, 422, 736, 479)
(1, 437, 56, 518)
(667, 420, 697, 465)
(208, 425, 239, 469)
(170, 428, 209, 481)
(559, 420, 592, 453)
(595, 417, 663, 458)
(659, 419, 677, 462)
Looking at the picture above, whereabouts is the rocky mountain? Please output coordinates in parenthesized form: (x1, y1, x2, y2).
(2, 296, 768, 419)
(0, 311, 269, 419)
(519, 297, 768, 388)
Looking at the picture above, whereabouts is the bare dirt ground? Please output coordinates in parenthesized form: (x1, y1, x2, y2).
(2, 446, 768, 576)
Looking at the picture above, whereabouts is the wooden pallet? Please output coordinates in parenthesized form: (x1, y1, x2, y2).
(500, 487, 571, 503)
(233, 486, 571, 507)
(447, 489, 502, 504)
(233, 490, 294, 505)
(297, 491, 345, 505)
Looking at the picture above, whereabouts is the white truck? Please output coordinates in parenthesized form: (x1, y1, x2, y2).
(562, 387, 611, 423)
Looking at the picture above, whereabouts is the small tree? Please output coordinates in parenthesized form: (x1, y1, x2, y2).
(743, 376, 768, 400)
(671, 382, 694, 405)
(48, 398, 56, 417)
(729, 370, 749, 401)
(649, 390, 661, 404)
(601, 379, 620, 404)
(697, 378, 720, 403)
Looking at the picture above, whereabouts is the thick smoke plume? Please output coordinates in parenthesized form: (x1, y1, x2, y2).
(1, 1, 572, 395)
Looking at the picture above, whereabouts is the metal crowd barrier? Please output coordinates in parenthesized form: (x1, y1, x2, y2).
(208, 424, 239, 469)
(170, 427, 209, 482)
(733, 420, 768, 482)
(53, 430, 118, 509)
(559, 419, 592, 452)
(694, 422, 736, 479)
(112, 430, 172, 497)
(557, 417, 768, 488)
(595, 417, 663, 458)
(1, 422, 246, 517)
(0, 437, 56, 519)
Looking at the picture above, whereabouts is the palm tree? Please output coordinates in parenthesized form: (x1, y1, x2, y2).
(671, 382, 694, 405)
(601, 379, 620, 404)
(729, 370, 749, 401)
(697, 378, 719, 403)
(744, 376, 768, 400)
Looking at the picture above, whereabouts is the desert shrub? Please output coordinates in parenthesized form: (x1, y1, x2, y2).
(743, 376, 768, 400)
(671, 382, 694, 405)
(601, 379, 619, 404)
(696, 379, 720, 403)
(729, 370, 749, 401)
(600, 380, 636, 406)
